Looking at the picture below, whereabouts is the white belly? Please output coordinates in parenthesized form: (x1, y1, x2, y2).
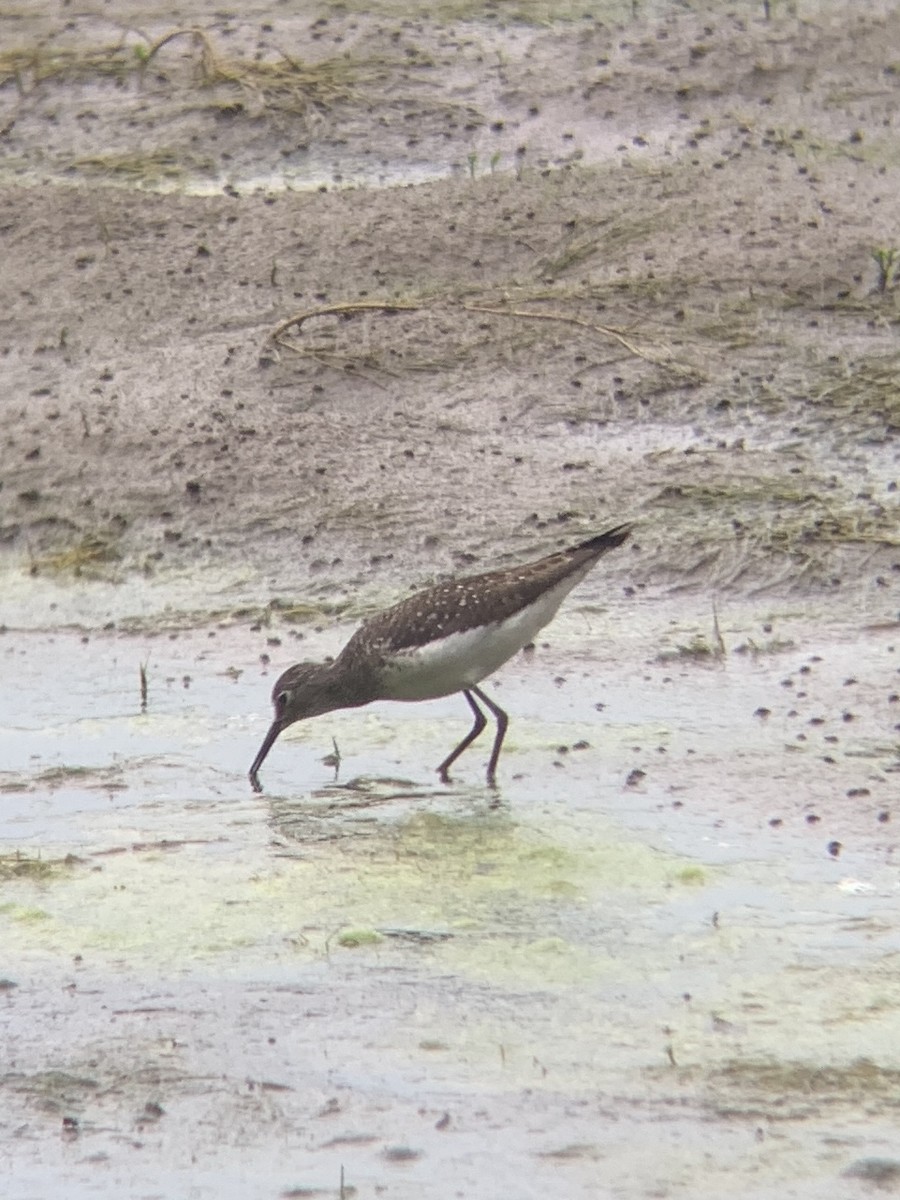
(379, 570, 588, 701)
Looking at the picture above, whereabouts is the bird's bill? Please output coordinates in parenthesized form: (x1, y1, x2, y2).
(248, 720, 283, 793)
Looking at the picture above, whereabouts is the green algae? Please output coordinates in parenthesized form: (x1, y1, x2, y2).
(335, 928, 384, 948)
(0, 801, 684, 983)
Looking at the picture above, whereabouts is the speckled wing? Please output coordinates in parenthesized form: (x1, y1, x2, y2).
(343, 524, 632, 659)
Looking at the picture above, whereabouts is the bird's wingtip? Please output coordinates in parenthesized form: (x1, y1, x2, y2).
(576, 522, 635, 554)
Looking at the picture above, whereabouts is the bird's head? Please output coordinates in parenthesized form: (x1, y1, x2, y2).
(249, 661, 342, 792)
(270, 661, 344, 726)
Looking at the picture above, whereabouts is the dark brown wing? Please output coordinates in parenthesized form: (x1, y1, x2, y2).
(342, 523, 632, 657)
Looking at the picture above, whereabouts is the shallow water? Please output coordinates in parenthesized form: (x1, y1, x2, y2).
(3, 597, 899, 1199)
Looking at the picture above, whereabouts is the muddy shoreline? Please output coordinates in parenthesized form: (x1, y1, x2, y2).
(2, 1, 899, 620)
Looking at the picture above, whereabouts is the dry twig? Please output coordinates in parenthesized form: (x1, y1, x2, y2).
(269, 297, 694, 376)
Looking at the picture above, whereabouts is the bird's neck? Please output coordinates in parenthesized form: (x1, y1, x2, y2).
(324, 654, 380, 710)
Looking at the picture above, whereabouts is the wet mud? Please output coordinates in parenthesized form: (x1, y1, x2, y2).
(2, 1, 900, 1197)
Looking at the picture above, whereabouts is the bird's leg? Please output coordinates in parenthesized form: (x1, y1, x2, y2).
(436, 689, 488, 783)
(469, 684, 509, 787)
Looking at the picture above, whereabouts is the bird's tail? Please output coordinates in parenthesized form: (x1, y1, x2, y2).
(574, 523, 634, 557)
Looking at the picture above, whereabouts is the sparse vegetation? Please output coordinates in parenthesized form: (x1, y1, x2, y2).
(0, 26, 365, 116)
(141, 27, 362, 114)
(29, 533, 121, 577)
(0, 851, 81, 882)
(69, 149, 208, 184)
(872, 247, 899, 294)
(733, 636, 796, 656)
(657, 634, 723, 663)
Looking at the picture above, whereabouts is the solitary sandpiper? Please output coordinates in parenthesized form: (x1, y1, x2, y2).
(249, 523, 632, 791)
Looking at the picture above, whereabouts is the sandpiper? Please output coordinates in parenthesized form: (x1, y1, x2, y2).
(249, 523, 632, 792)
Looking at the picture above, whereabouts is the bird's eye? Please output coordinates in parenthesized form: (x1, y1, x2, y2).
(274, 690, 289, 715)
